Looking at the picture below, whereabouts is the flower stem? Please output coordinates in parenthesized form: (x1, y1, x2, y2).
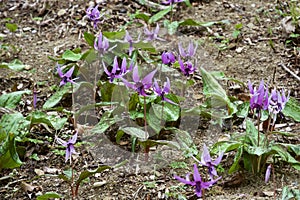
(257, 111, 261, 147)
(143, 96, 149, 161)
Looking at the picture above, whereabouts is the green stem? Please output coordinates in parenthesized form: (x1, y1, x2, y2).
(170, 4, 173, 23)
(257, 111, 261, 147)
(143, 96, 149, 161)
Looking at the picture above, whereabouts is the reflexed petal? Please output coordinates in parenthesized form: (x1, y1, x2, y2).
(57, 66, 64, 78)
(178, 43, 186, 57)
(103, 64, 111, 77)
(192, 164, 202, 182)
(153, 79, 162, 95)
(69, 132, 78, 144)
(65, 66, 75, 78)
(144, 26, 151, 35)
(142, 69, 157, 88)
(154, 23, 160, 35)
(56, 137, 67, 146)
(202, 176, 222, 188)
(112, 56, 119, 74)
(201, 144, 212, 164)
(132, 65, 140, 82)
(121, 77, 135, 89)
(178, 57, 185, 72)
(248, 80, 254, 94)
(121, 57, 127, 73)
(65, 148, 70, 162)
(212, 150, 224, 166)
(174, 175, 193, 185)
(125, 31, 132, 42)
(163, 77, 171, 93)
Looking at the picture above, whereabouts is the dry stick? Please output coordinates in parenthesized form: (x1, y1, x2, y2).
(278, 63, 300, 82)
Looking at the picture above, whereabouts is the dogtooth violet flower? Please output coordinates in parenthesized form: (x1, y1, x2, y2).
(265, 164, 272, 183)
(161, 51, 176, 65)
(153, 78, 177, 105)
(162, 0, 184, 5)
(178, 41, 198, 58)
(121, 65, 157, 96)
(178, 57, 196, 76)
(268, 88, 289, 123)
(199, 144, 224, 180)
(124, 30, 141, 56)
(86, 5, 103, 29)
(174, 164, 221, 197)
(104, 56, 133, 82)
(94, 32, 109, 54)
(57, 65, 78, 87)
(248, 80, 269, 111)
(56, 132, 78, 163)
(144, 24, 164, 41)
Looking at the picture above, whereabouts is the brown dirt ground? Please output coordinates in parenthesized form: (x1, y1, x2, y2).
(0, 0, 299, 199)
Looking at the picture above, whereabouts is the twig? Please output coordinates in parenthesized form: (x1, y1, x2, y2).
(278, 63, 300, 82)
(134, 0, 169, 10)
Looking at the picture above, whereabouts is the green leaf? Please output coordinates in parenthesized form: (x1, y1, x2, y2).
(211, 141, 242, 154)
(228, 146, 243, 174)
(146, 112, 162, 134)
(42, 84, 72, 109)
(164, 20, 179, 35)
(0, 59, 29, 71)
(152, 103, 180, 122)
(132, 13, 150, 22)
(91, 111, 116, 134)
(62, 50, 82, 62)
(121, 127, 149, 141)
(0, 133, 22, 170)
(0, 113, 29, 139)
(134, 41, 156, 53)
(282, 97, 300, 122)
(100, 82, 115, 102)
(149, 6, 172, 24)
(236, 102, 250, 118)
(0, 90, 31, 109)
(246, 119, 259, 146)
(37, 192, 61, 200)
(84, 32, 95, 47)
(27, 111, 67, 130)
(76, 165, 111, 185)
(5, 23, 18, 32)
(103, 30, 125, 40)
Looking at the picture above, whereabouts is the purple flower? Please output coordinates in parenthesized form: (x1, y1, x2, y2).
(104, 56, 133, 82)
(178, 41, 198, 58)
(153, 78, 177, 105)
(57, 65, 78, 87)
(178, 57, 196, 76)
(56, 132, 78, 162)
(162, 0, 184, 5)
(33, 88, 37, 109)
(121, 65, 157, 96)
(86, 5, 103, 29)
(199, 144, 223, 180)
(124, 31, 140, 56)
(174, 164, 221, 197)
(144, 24, 164, 41)
(248, 80, 269, 111)
(265, 164, 272, 183)
(94, 32, 109, 54)
(268, 88, 289, 123)
(161, 51, 176, 65)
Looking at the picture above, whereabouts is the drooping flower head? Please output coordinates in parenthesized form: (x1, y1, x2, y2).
(268, 88, 289, 124)
(174, 164, 221, 197)
(178, 41, 198, 58)
(121, 65, 157, 96)
(104, 56, 133, 83)
(86, 5, 103, 29)
(56, 132, 78, 163)
(199, 144, 223, 180)
(144, 24, 164, 41)
(57, 65, 78, 87)
(161, 51, 176, 66)
(162, 0, 184, 5)
(178, 57, 196, 76)
(124, 31, 141, 56)
(153, 78, 177, 105)
(248, 80, 269, 111)
(94, 32, 109, 54)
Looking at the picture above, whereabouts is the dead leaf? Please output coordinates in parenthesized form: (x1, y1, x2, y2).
(281, 16, 295, 35)
(21, 181, 35, 192)
(34, 169, 45, 176)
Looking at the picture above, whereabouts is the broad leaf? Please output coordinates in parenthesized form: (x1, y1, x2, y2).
(283, 97, 300, 122)
(91, 111, 116, 134)
(152, 103, 180, 122)
(0, 90, 31, 109)
(43, 84, 72, 109)
(76, 165, 111, 185)
(0, 59, 29, 71)
(27, 111, 67, 130)
(0, 113, 29, 138)
(228, 146, 243, 174)
(36, 192, 61, 200)
(84, 32, 95, 47)
(121, 127, 149, 141)
(0, 133, 22, 170)
(62, 50, 82, 62)
(149, 6, 172, 24)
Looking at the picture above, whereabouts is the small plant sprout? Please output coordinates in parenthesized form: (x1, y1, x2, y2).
(104, 56, 133, 83)
(94, 32, 109, 55)
(265, 164, 272, 183)
(178, 41, 198, 59)
(178, 57, 196, 77)
(174, 164, 221, 198)
(56, 132, 78, 163)
(57, 65, 79, 87)
(144, 24, 164, 41)
(198, 144, 224, 180)
(124, 30, 140, 56)
(86, 5, 103, 29)
(161, 51, 176, 66)
(121, 65, 157, 96)
(153, 77, 177, 105)
(268, 88, 290, 125)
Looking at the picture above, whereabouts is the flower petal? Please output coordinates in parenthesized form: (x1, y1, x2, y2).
(174, 175, 193, 185)
(192, 164, 202, 182)
(132, 65, 140, 83)
(142, 69, 157, 88)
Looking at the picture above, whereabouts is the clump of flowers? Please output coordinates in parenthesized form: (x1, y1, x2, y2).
(268, 88, 289, 125)
(144, 24, 164, 41)
(248, 80, 269, 112)
(103, 56, 133, 83)
(94, 32, 109, 55)
(161, 51, 176, 66)
(153, 77, 177, 105)
(86, 5, 103, 29)
(178, 57, 196, 76)
(56, 132, 78, 163)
